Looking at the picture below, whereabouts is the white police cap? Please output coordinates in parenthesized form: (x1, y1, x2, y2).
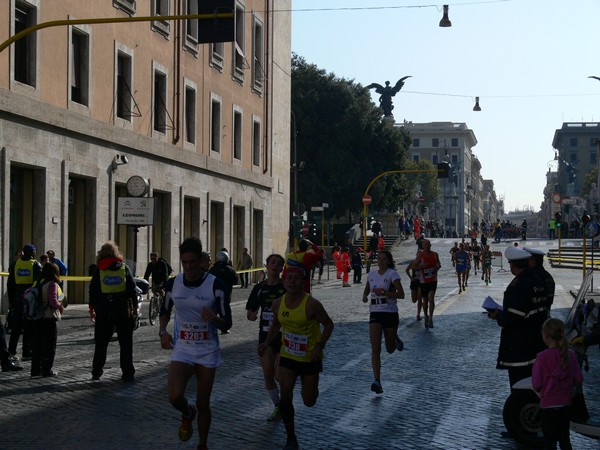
(522, 247, 545, 256)
(505, 246, 532, 261)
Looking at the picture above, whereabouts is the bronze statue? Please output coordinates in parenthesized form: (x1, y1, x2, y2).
(366, 76, 412, 117)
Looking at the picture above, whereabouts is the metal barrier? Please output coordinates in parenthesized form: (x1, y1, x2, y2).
(492, 251, 507, 272)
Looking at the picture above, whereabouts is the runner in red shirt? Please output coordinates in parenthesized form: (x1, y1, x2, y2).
(414, 239, 441, 329)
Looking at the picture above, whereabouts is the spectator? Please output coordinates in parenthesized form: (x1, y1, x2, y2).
(236, 247, 254, 288)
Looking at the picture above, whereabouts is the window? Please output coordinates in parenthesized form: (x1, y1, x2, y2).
(14, 1, 37, 87)
(570, 153, 577, 164)
(432, 138, 439, 147)
(184, 85, 196, 144)
(570, 137, 578, 147)
(116, 51, 133, 121)
(591, 151, 597, 165)
(233, 108, 242, 160)
(185, 0, 199, 49)
(210, 42, 224, 69)
(151, 0, 170, 36)
(210, 96, 222, 153)
(252, 117, 261, 166)
(252, 15, 264, 92)
(113, 0, 136, 15)
(451, 138, 458, 147)
(233, 2, 245, 81)
(412, 154, 419, 162)
(70, 28, 90, 106)
(412, 138, 420, 147)
(432, 154, 438, 165)
(592, 138, 600, 147)
(153, 69, 167, 132)
(451, 154, 458, 165)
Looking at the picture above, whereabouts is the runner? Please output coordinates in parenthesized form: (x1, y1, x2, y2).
(245, 254, 286, 422)
(455, 243, 470, 293)
(259, 266, 334, 450)
(482, 244, 494, 285)
(362, 250, 405, 394)
(449, 242, 459, 268)
(158, 238, 232, 450)
(405, 249, 423, 321)
(471, 240, 481, 275)
(414, 240, 441, 329)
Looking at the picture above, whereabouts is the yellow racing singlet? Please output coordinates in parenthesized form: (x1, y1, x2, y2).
(278, 293, 322, 363)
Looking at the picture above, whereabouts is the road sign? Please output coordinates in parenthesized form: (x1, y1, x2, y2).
(418, 196, 425, 203)
(362, 195, 372, 205)
(301, 224, 309, 236)
(311, 206, 324, 211)
(552, 193, 562, 204)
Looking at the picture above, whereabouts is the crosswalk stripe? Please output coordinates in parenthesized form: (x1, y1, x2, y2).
(431, 392, 491, 449)
(332, 381, 414, 435)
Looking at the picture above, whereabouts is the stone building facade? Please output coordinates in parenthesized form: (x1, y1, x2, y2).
(0, 0, 291, 306)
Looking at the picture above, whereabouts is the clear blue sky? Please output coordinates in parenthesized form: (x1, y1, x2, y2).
(291, 0, 600, 212)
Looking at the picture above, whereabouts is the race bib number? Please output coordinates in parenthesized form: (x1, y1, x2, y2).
(262, 311, 274, 323)
(283, 331, 308, 357)
(178, 322, 209, 345)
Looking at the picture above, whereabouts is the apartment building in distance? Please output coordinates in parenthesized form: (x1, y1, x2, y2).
(401, 121, 500, 237)
(0, 1, 292, 307)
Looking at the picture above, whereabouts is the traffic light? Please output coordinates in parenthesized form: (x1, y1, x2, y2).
(451, 168, 458, 186)
(555, 212, 562, 228)
(310, 223, 318, 238)
(437, 162, 450, 179)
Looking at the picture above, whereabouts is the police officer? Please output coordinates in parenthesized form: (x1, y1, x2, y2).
(7, 244, 42, 360)
(89, 241, 138, 381)
(523, 246, 555, 312)
(488, 246, 549, 389)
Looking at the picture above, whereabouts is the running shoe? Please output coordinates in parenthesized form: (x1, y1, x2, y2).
(283, 435, 300, 450)
(396, 335, 404, 352)
(371, 380, 384, 394)
(416, 314, 422, 321)
(267, 405, 281, 422)
(424, 316, 430, 328)
(178, 403, 197, 442)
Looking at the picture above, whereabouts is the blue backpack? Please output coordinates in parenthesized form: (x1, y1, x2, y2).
(23, 282, 45, 320)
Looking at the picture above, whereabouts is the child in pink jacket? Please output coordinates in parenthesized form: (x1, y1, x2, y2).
(532, 318, 583, 450)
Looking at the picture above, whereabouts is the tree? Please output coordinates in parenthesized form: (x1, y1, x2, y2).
(291, 55, 410, 219)
(581, 167, 598, 197)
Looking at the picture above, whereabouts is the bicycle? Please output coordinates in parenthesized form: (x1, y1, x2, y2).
(148, 286, 163, 326)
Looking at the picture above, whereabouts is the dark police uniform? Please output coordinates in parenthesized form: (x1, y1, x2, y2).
(496, 267, 549, 387)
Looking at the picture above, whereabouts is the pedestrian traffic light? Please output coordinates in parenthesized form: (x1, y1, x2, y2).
(555, 212, 562, 228)
(437, 162, 450, 179)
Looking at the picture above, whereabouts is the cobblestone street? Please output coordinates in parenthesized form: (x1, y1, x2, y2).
(2, 238, 599, 449)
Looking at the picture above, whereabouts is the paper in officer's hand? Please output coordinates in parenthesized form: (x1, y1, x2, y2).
(482, 296, 503, 311)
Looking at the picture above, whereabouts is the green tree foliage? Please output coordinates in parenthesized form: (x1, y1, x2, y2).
(581, 167, 598, 197)
(291, 55, 411, 218)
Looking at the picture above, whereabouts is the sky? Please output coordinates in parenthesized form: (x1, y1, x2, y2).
(290, 0, 600, 212)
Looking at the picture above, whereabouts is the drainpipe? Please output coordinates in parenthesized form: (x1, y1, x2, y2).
(173, 0, 182, 144)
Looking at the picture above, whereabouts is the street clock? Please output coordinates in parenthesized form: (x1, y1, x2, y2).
(126, 175, 149, 197)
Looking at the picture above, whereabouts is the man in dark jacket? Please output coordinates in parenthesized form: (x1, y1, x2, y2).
(144, 252, 170, 291)
(89, 241, 138, 382)
(209, 251, 238, 334)
(7, 244, 42, 360)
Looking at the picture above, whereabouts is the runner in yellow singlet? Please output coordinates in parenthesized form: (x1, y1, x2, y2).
(259, 266, 334, 450)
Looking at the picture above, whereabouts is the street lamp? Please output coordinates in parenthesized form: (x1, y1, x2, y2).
(290, 111, 305, 249)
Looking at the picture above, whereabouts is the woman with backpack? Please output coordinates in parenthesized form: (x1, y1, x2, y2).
(30, 262, 64, 378)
